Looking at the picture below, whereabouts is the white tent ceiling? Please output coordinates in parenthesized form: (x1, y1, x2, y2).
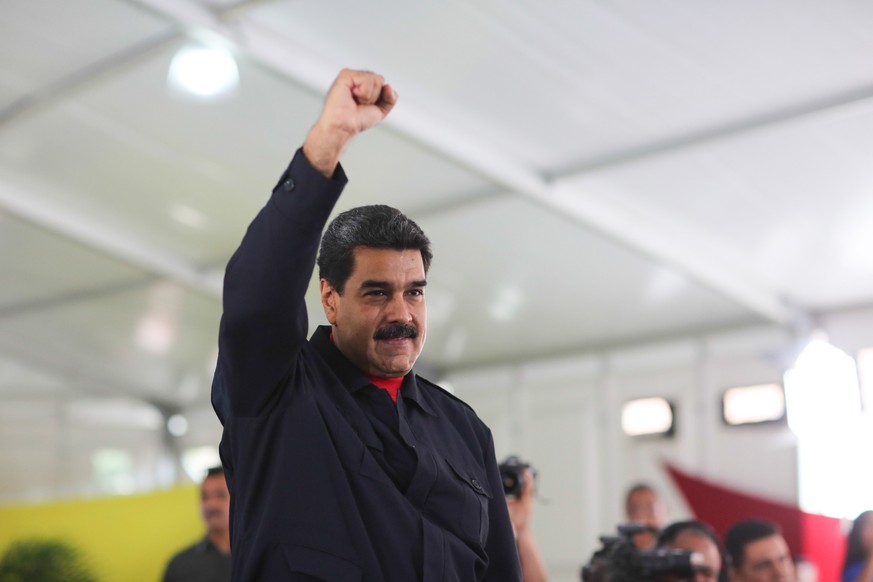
(2, 0, 873, 497)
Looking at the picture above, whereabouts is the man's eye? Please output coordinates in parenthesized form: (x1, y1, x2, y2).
(407, 289, 424, 296)
(365, 290, 386, 297)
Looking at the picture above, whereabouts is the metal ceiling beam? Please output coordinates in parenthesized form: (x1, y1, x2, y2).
(0, 277, 156, 321)
(548, 81, 873, 179)
(0, 30, 179, 128)
(115, 0, 796, 324)
(0, 181, 222, 298)
(0, 335, 184, 410)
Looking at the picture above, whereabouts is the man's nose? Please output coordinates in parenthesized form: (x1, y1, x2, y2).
(386, 294, 412, 322)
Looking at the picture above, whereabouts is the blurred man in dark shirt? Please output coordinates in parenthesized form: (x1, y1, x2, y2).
(725, 519, 795, 582)
(162, 466, 230, 582)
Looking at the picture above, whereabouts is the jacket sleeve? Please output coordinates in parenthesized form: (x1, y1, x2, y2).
(213, 149, 347, 420)
(482, 431, 524, 581)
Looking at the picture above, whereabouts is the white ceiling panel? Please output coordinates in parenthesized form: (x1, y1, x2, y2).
(565, 98, 873, 310)
(242, 0, 873, 173)
(404, 196, 757, 369)
(0, 214, 148, 305)
(0, 275, 219, 408)
(0, 0, 172, 110)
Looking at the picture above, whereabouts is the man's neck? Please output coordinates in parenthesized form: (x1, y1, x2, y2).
(366, 374, 404, 403)
(207, 529, 231, 555)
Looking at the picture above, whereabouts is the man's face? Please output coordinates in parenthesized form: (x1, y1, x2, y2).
(732, 534, 795, 582)
(626, 488, 666, 549)
(200, 474, 230, 535)
(627, 489, 666, 528)
(321, 247, 426, 377)
(666, 530, 722, 582)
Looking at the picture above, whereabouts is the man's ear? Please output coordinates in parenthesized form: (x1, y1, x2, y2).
(320, 279, 338, 325)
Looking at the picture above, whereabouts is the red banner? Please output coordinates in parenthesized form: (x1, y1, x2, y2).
(665, 461, 844, 582)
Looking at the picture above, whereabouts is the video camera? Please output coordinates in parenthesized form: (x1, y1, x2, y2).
(498, 455, 537, 498)
(581, 523, 701, 582)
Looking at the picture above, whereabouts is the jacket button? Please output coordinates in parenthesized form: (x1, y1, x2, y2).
(471, 479, 483, 491)
(283, 178, 295, 190)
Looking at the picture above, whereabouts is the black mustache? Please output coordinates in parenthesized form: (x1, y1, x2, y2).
(373, 324, 418, 341)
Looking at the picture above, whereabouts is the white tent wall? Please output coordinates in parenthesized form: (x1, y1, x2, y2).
(0, 403, 176, 502)
(447, 306, 873, 581)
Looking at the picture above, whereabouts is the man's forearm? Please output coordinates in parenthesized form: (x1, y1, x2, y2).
(217, 150, 345, 416)
(516, 529, 548, 582)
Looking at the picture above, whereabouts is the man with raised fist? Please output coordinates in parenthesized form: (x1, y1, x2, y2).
(212, 68, 521, 581)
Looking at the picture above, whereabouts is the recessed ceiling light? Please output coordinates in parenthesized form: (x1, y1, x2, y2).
(167, 414, 189, 437)
(136, 314, 175, 354)
(170, 203, 207, 229)
(489, 286, 524, 322)
(167, 44, 239, 99)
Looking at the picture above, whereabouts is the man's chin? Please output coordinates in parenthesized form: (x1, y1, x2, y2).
(377, 364, 413, 377)
(370, 342, 422, 374)
(373, 357, 416, 377)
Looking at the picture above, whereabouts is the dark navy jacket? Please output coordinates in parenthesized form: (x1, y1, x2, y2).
(212, 150, 521, 581)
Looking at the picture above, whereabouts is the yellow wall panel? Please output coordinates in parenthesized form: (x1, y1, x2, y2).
(0, 486, 204, 582)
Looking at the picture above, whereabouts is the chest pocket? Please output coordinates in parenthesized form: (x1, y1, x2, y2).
(435, 456, 493, 545)
(281, 544, 362, 581)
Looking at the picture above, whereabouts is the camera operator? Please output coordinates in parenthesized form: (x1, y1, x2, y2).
(581, 523, 703, 582)
(725, 520, 796, 582)
(625, 483, 668, 549)
(502, 457, 549, 582)
(657, 520, 726, 582)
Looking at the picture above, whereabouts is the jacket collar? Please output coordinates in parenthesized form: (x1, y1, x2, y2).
(310, 326, 436, 416)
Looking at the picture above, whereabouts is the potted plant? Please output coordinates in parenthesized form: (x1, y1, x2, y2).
(0, 538, 99, 582)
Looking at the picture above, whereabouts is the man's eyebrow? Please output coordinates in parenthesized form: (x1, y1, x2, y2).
(360, 280, 389, 289)
(358, 279, 427, 289)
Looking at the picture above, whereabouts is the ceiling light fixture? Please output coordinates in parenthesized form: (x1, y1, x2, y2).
(167, 414, 189, 437)
(167, 43, 240, 99)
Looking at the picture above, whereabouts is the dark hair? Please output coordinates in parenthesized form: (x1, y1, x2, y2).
(658, 519, 721, 548)
(725, 519, 781, 569)
(658, 519, 729, 580)
(317, 204, 432, 293)
(843, 510, 873, 572)
(205, 465, 225, 479)
(624, 482, 657, 513)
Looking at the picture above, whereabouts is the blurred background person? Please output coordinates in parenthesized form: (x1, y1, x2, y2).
(725, 519, 795, 582)
(657, 519, 727, 582)
(161, 466, 231, 582)
(625, 482, 668, 549)
(503, 458, 548, 582)
(842, 510, 873, 582)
